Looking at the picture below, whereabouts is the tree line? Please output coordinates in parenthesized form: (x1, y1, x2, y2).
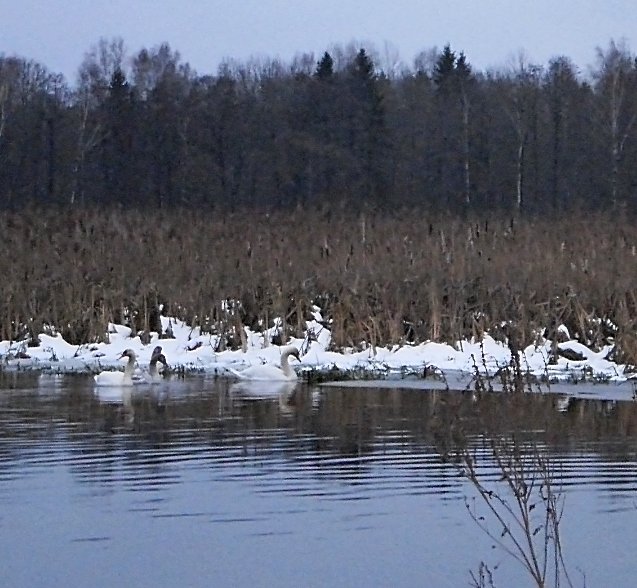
(0, 38, 636, 213)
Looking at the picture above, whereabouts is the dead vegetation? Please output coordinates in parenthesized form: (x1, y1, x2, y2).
(1, 206, 636, 362)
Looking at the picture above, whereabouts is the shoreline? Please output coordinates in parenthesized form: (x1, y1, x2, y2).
(1, 315, 630, 387)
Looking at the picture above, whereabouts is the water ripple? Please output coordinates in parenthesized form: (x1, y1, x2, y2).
(2, 375, 637, 588)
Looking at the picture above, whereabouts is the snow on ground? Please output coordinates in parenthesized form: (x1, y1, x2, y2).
(0, 311, 629, 383)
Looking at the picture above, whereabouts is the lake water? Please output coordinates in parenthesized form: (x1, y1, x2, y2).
(1, 373, 636, 587)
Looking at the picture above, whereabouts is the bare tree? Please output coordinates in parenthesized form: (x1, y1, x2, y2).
(70, 37, 126, 204)
(499, 53, 543, 211)
(0, 57, 18, 147)
(593, 39, 637, 209)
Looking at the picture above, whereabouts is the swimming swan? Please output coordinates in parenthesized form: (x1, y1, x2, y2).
(147, 345, 168, 382)
(228, 345, 301, 381)
(93, 349, 137, 387)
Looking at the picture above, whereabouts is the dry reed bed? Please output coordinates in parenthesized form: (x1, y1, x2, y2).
(2, 207, 636, 362)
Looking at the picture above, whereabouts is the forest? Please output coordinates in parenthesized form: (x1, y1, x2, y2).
(0, 37, 636, 213)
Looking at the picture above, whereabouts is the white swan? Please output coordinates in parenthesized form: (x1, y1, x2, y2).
(227, 345, 301, 381)
(93, 349, 137, 387)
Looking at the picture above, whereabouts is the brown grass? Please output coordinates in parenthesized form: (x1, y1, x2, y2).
(2, 206, 637, 362)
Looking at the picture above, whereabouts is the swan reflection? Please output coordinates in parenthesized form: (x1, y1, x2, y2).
(229, 379, 298, 399)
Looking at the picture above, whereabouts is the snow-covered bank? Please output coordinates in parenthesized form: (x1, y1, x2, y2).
(0, 311, 630, 383)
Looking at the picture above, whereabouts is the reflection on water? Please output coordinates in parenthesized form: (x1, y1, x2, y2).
(0, 372, 636, 587)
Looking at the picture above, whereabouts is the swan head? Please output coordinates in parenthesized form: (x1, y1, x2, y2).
(119, 348, 137, 361)
(284, 346, 301, 362)
(150, 346, 167, 365)
(154, 353, 168, 366)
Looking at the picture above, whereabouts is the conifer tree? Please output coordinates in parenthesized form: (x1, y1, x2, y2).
(315, 52, 334, 80)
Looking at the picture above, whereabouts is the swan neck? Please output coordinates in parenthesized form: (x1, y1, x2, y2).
(280, 355, 291, 377)
(280, 349, 296, 378)
(124, 356, 136, 376)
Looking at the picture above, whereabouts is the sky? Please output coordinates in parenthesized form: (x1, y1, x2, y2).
(0, 0, 636, 82)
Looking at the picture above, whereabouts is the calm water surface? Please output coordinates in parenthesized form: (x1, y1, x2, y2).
(1, 373, 636, 587)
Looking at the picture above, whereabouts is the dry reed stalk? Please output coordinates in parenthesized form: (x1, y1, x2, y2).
(2, 207, 637, 360)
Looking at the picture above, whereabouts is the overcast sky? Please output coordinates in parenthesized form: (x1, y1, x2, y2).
(1, 0, 635, 82)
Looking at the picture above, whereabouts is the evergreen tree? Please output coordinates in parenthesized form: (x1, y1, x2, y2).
(433, 44, 456, 89)
(314, 52, 334, 80)
(100, 67, 138, 203)
(344, 49, 388, 205)
(431, 44, 476, 208)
